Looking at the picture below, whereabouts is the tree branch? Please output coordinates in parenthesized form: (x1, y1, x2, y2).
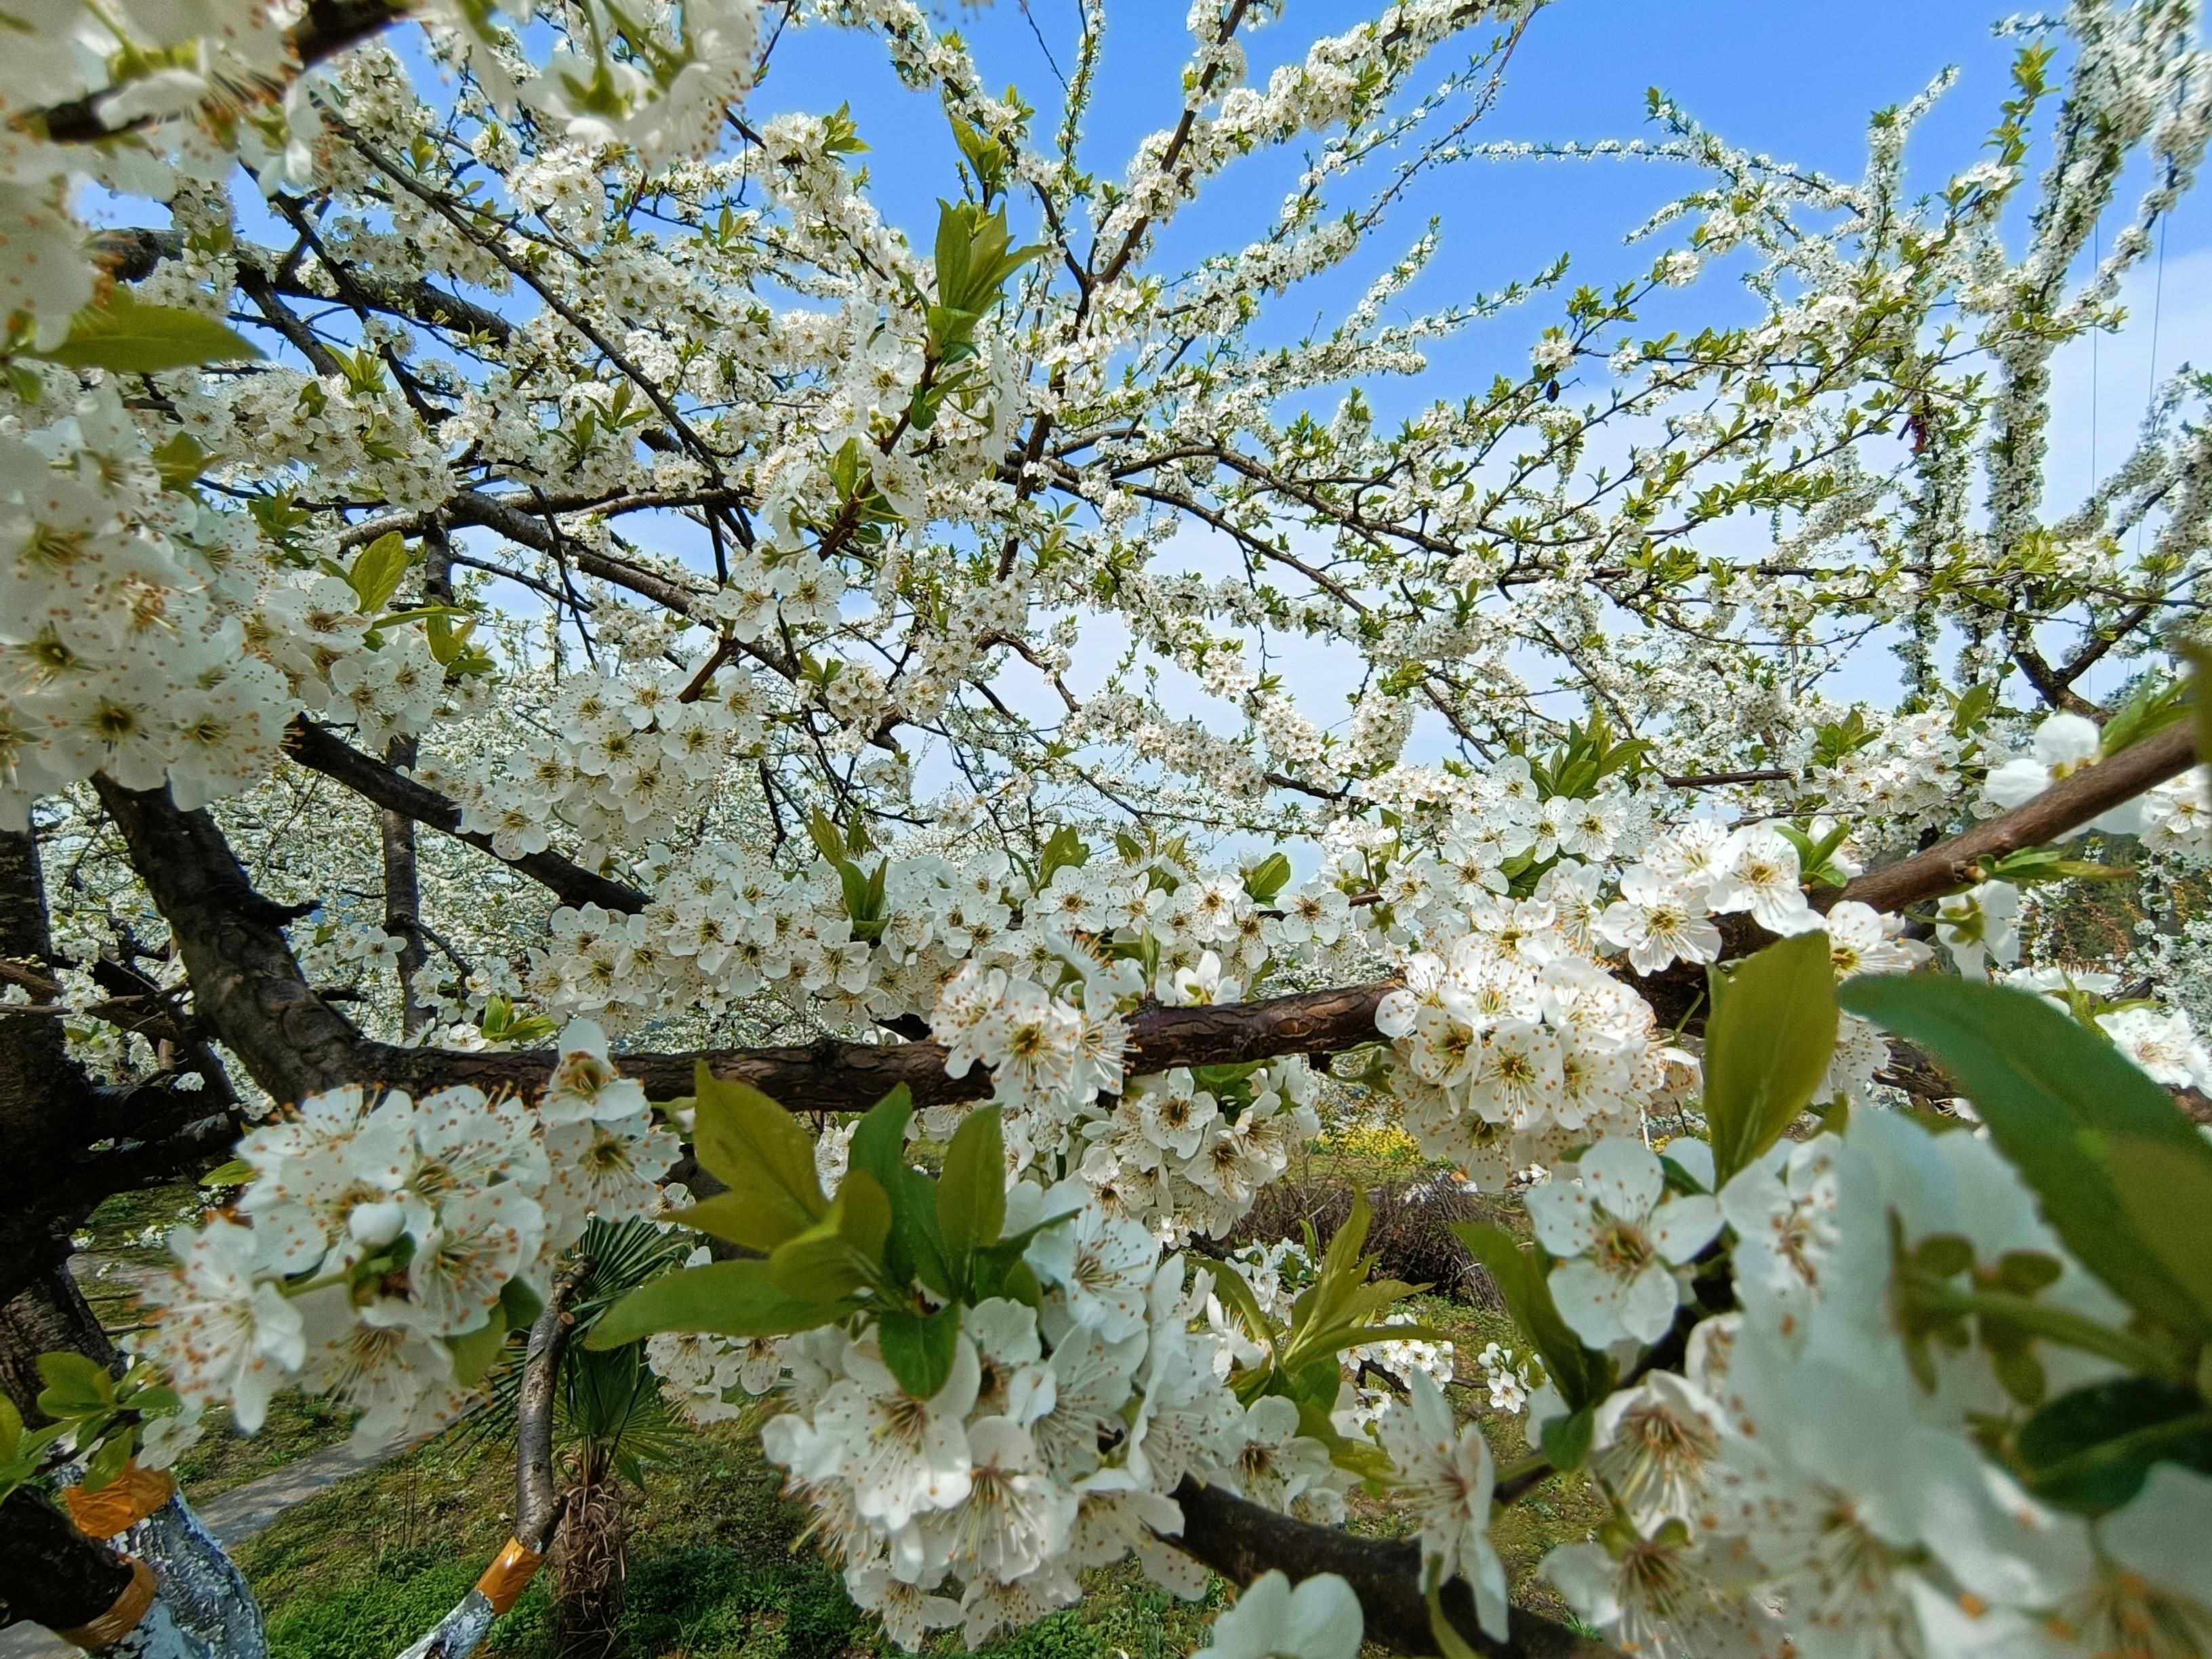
(283, 719, 649, 915)
(1838, 720, 2194, 915)
(1165, 1477, 1621, 1659)
(93, 778, 367, 1103)
(35, 0, 409, 144)
(360, 978, 1395, 1107)
(516, 1261, 590, 1551)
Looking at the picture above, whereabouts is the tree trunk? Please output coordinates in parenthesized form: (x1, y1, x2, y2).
(0, 1260, 118, 1422)
(382, 734, 433, 1038)
(550, 1452, 626, 1659)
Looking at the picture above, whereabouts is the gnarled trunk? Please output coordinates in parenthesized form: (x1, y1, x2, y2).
(550, 1448, 627, 1659)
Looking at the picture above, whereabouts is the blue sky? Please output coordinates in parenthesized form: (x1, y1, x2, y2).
(740, 0, 2207, 750)
(757, 0, 2210, 434)
(689, 1, 2212, 775)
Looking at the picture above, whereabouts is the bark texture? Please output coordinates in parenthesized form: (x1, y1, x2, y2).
(0, 1487, 136, 1631)
(1166, 1477, 1621, 1659)
(0, 1264, 117, 1423)
(284, 720, 648, 915)
(94, 779, 366, 1103)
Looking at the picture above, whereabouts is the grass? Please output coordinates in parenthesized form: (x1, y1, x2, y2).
(67, 1181, 356, 1498)
(79, 1179, 208, 1261)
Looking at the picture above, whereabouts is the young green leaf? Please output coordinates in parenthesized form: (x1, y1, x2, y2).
(1704, 930, 1841, 1185)
(446, 1307, 511, 1387)
(2106, 1136, 2212, 1326)
(1243, 852, 1293, 904)
(36, 1351, 115, 1418)
(498, 1275, 545, 1333)
(27, 289, 264, 373)
(687, 1063, 829, 1250)
(1454, 1221, 1612, 1410)
(937, 1105, 1006, 1280)
(2015, 1376, 2212, 1512)
(347, 532, 413, 613)
(771, 1171, 894, 1303)
(1540, 1402, 1597, 1473)
(1840, 975, 2212, 1338)
(849, 1085, 915, 1189)
(585, 1260, 850, 1349)
(877, 1303, 962, 1399)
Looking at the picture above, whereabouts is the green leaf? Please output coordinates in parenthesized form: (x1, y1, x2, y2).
(1035, 827, 1089, 887)
(1243, 852, 1292, 904)
(771, 1170, 894, 1303)
(35, 1351, 115, 1418)
(446, 1308, 510, 1387)
(937, 1106, 1006, 1286)
(669, 1193, 779, 1246)
(877, 1303, 962, 1399)
(81, 1429, 135, 1492)
(1454, 1222, 1611, 1409)
(150, 432, 211, 491)
(1424, 1562, 1483, 1659)
(0, 1398, 20, 1465)
(2097, 675, 2188, 758)
(1705, 930, 1841, 1185)
(688, 1063, 828, 1250)
(1210, 1261, 1283, 1383)
(2015, 1377, 2212, 1512)
(346, 531, 413, 613)
(1540, 1403, 1597, 1473)
(2107, 1136, 2212, 1324)
(198, 1158, 255, 1189)
(896, 1166, 956, 1298)
(848, 1086, 914, 1191)
(585, 1260, 850, 1349)
(1839, 976, 2212, 1338)
(28, 290, 263, 373)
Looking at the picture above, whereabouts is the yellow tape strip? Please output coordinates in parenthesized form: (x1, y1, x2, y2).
(473, 1536, 544, 1615)
(54, 1557, 157, 1652)
(62, 1465, 177, 1540)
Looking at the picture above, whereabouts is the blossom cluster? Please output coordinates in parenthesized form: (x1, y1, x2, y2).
(1523, 1118, 2212, 1659)
(136, 1023, 677, 1448)
(758, 1185, 1348, 1651)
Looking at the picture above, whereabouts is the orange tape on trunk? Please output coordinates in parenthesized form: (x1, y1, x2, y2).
(62, 1464, 177, 1540)
(473, 1537, 544, 1614)
(54, 1557, 157, 1652)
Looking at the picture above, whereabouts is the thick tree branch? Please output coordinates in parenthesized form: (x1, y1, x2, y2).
(283, 719, 649, 914)
(0, 1489, 139, 1635)
(361, 978, 1394, 1107)
(1838, 720, 2194, 915)
(100, 695, 2201, 1120)
(1165, 1477, 1620, 1659)
(94, 778, 367, 1103)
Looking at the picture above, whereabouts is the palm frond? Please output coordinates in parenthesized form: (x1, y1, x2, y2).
(443, 1217, 698, 1456)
